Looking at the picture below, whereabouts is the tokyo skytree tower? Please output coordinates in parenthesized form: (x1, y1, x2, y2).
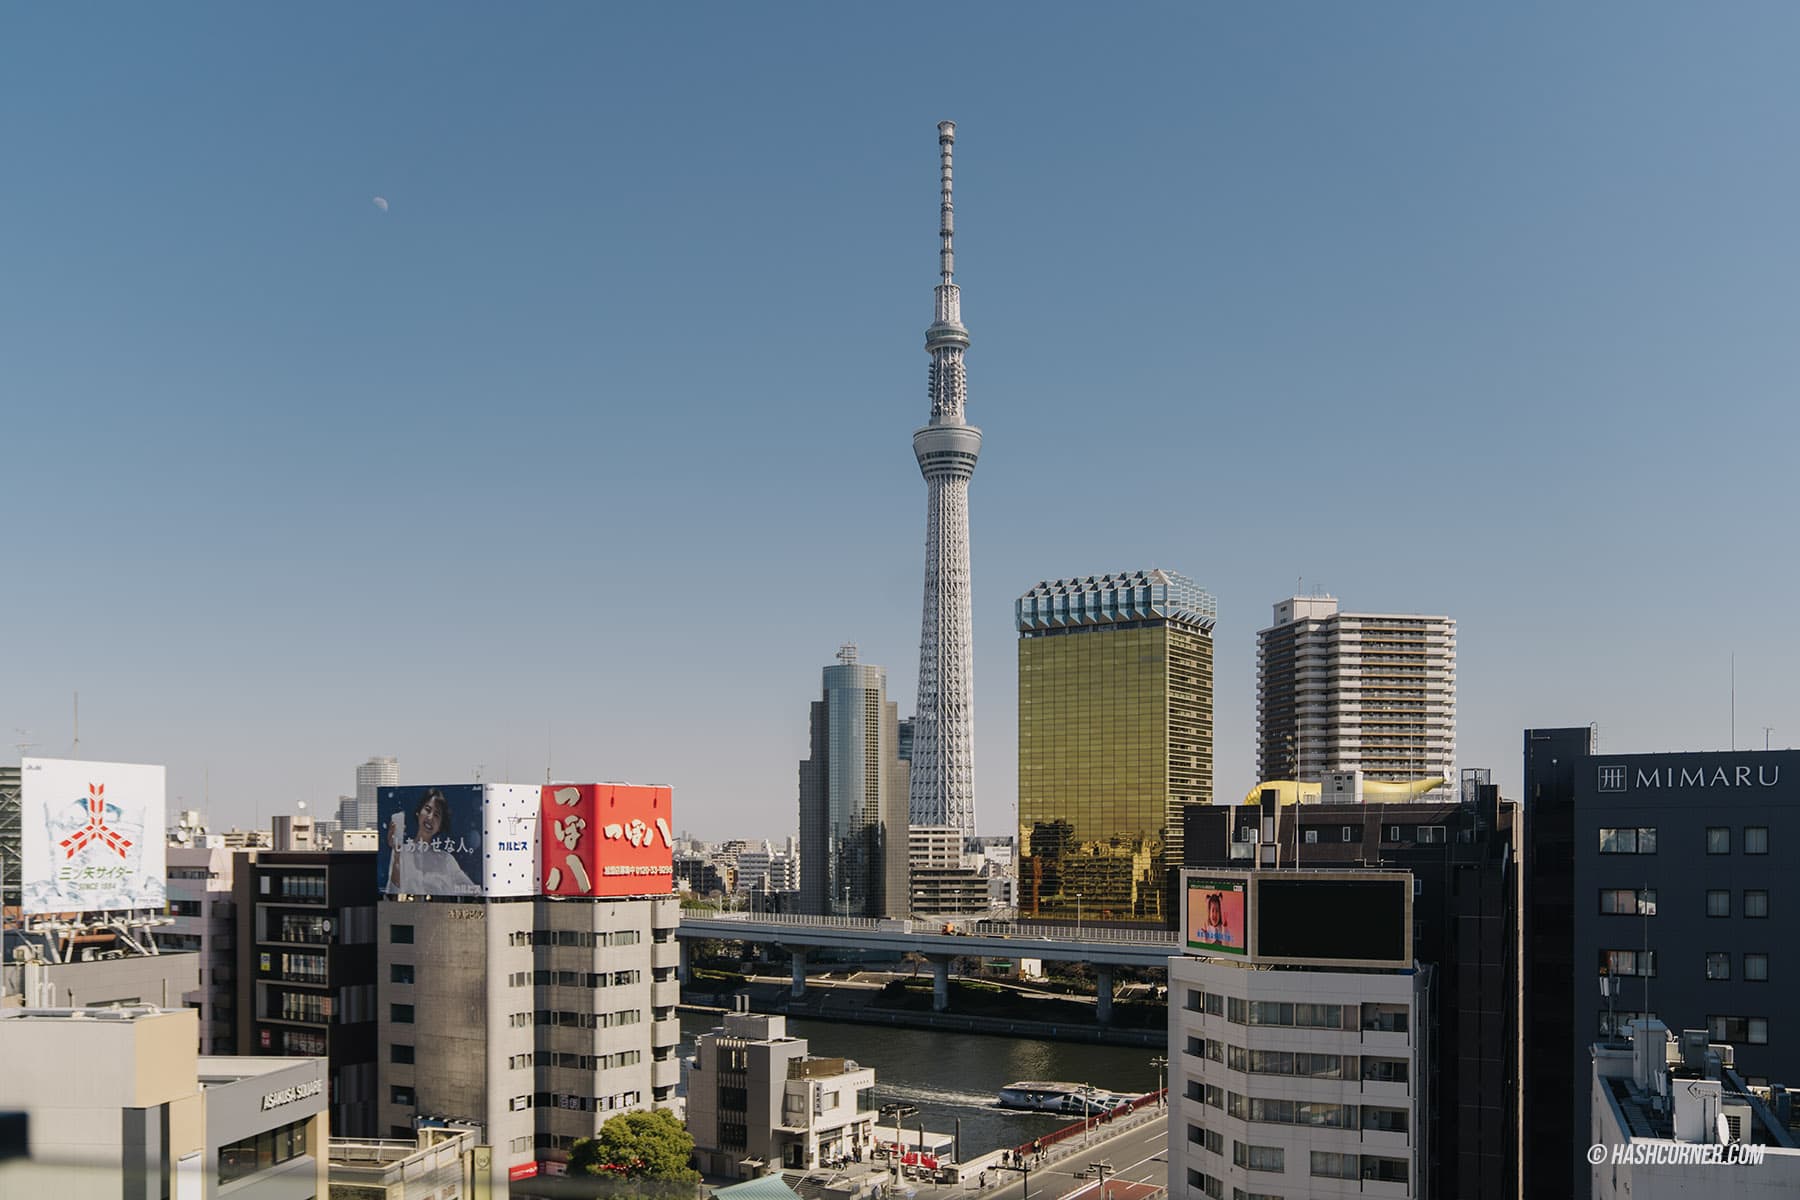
(909, 121, 981, 833)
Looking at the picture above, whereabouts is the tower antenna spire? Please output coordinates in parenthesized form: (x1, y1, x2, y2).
(938, 120, 956, 284)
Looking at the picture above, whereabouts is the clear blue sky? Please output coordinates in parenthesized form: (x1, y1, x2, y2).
(6, 5, 1799, 836)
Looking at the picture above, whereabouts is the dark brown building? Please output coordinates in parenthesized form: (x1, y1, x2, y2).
(234, 850, 380, 1136)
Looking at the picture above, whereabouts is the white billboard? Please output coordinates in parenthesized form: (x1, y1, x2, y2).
(481, 783, 540, 897)
(20, 757, 167, 914)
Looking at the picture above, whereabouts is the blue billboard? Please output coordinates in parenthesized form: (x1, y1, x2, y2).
(380, 784, 483, 896)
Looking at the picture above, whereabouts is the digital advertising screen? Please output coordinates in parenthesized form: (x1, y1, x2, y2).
(20, 757, 167, 914)
(1253, 873, 1411, 967)
(1184, 874, 1250, 957)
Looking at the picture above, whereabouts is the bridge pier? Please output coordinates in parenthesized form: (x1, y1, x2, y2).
(790, 947, 808, 999)
(930, 956, 951, 1012)
(1096, 966, 1114, 1025)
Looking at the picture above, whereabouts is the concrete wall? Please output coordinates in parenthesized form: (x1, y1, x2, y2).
(4, 951, 202, 1011)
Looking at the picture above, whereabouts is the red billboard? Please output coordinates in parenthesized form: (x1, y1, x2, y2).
(540, 784, 674, 897)
(508, 1162, 539, 1182)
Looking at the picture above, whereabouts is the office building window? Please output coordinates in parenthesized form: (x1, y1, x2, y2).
(390, 925, 414, 944)
(1600, 888, 1655, 915)
(391, 1044, 414, 1064)
(390, 963, 414, 985)
(218, 1119, 310, 1185)
(1707, 890, 1731, 918)
(1709, 1016, 1769, 1045)
(1417, 825, 1446, 844)
(1745, 826, 1769, 854)
(1745, 890, 1769, 918)
(1707, 827, 1731, 855)
(390, 1003, 414, 1024)
(1601, 949, 1655, 977)
(1706, 953, 1731, 981)
(390, 1086, 415, 1107)
(1745, 954, 1768, 982)
(1599, 827, 1657, 854)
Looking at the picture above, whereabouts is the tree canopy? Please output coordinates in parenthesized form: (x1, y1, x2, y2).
(568, 1109, 700, 1184)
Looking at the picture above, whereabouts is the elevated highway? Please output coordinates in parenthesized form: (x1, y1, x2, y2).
(675, 911, 1180, 1021)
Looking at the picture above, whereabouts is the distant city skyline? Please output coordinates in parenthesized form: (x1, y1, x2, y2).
(6, 8, 1800, 837)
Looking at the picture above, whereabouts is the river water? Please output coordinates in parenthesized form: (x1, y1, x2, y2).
(679, 1011, 1163, 1159)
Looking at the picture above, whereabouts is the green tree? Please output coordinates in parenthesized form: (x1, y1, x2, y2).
(568, 1109, 700, 1185)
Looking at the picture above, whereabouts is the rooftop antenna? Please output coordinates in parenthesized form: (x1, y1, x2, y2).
(1730, 653, 1736, 751)
(72, 692, 79, 759)
(1763, 727, 1774, 752)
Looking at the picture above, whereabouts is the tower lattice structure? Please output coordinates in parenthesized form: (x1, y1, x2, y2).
(909, 121, 981, 834)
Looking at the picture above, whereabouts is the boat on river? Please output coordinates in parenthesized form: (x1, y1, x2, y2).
(997, 1081, 1132, 1114)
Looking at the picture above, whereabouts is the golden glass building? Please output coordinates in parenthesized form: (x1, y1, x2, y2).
(1016, 570, 1215, 925)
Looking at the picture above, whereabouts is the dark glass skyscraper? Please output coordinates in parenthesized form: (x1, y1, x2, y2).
(797, 646, 909, 918)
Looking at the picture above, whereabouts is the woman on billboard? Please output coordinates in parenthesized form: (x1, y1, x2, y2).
(386, 788, 479, 895)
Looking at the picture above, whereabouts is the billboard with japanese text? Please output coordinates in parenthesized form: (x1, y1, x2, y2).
(20, 757, 167, 914)
(381, 784, 485, 897)
(480, 783, 540, 896)
(541, 783, 674, 897)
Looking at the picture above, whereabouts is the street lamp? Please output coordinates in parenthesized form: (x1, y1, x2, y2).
(1087, 1161, 1113, 1198)
(1149, 1055, 1167, 1108)
(1075, 891, 1083, 939)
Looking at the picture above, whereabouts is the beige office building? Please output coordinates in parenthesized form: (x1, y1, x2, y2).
(0, 1006, 328, 1199)
(378, 894, 683, 1191)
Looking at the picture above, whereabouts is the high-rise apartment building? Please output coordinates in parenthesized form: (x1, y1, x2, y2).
(351, 757, 398, 830)
(797, 647, 909, 918)
(1016, 569, 1216, 925)
(1256, 596, 1456, 794)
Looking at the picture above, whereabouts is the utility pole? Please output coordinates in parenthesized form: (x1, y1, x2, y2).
(993, 1158, 1031, 1198)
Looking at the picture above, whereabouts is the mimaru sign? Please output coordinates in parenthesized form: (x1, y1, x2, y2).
(1597, 763, 1781, 792)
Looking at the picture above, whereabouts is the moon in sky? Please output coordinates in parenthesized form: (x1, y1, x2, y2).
(372, 195, 389, 213)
